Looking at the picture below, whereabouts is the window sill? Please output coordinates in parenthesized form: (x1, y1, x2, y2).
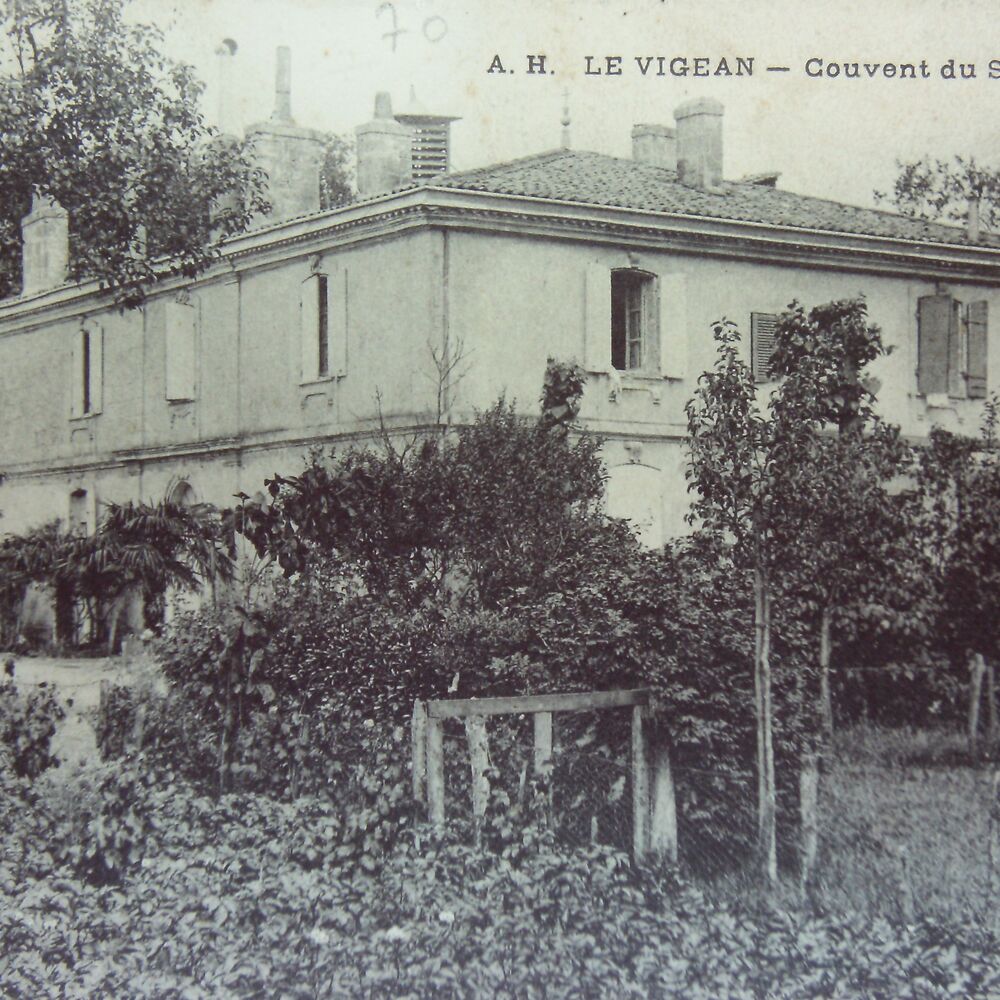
(299, 374, 340, 388)
(166, 397, 196, 405)
(69, 411, 101, 423)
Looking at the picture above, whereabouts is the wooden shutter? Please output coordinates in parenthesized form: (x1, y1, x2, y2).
(70, 329, 84, 417)
(329, 269, 348, 377)
(300, 274, 321, 381)
(88, 324, 104, 413)
(917, 294, 953, 396)
(657, 273, 687, 379)
(967, 300, 988, 399)
(165, 299, 197, 401)
(584, 262, 612, 372)
(751, 312, 778, 383)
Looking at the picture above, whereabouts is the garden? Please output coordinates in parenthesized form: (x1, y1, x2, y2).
(2, 302, 1000, 998)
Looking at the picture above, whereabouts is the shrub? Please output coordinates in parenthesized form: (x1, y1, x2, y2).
(0, 675, 65, 779)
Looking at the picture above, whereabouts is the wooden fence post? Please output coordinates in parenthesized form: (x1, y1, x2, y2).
(969, 654, 986, 758)
(533, 711, 553, 820)
(799, 753, 820, 903)
(631, 705, 650, 862)
(465, 716, 490, 844)
(649, 736, 678, 865)
(426, 717, 445, 828)
(986, 663, 998, 750)
(411, 700, 428, 801)
(989, 770, 1000, 908)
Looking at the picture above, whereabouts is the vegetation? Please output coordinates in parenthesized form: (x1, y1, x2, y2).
(0, 0, 268, 305)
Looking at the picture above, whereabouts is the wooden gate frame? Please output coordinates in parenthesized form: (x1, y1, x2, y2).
(411, 688, 677, 863)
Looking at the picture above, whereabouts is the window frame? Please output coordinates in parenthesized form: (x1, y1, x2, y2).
(610, 268, 657, 374)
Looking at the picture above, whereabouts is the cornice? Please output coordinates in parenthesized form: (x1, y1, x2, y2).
(4, 185, 1000, 335)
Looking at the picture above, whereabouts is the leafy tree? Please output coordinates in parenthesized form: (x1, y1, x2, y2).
(685, 318, 810, 883)
(235, 361, 630, 611)
(0, 0, 268, 306)
(769, 298, 909, 740)
(70, 495, 234, 650)
(907, 404, 1000, 747)
(876, 156, 1000, 238)
(319, 132, 355, 210)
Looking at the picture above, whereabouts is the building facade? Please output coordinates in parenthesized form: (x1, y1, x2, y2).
(2, 63, 998, 559)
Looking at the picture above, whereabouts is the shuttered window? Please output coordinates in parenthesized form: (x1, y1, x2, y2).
(751, 312, 778, 383)
(967, 300, 989, 399)
(71, 324, 103, 417)
(918, 294, 988, 398)
(165, 298, 198, 401)
(301, 271, 348, 382)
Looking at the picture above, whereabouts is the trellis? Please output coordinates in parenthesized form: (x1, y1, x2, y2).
(411, 688, 677, 862)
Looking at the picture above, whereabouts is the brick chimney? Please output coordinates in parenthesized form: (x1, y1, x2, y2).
(355, 92, 412, 196)
(21, 191, 69, 296)
(631, 124, 676, 170)
(245, 46, 324, 224)
(673, 98, 725, 191)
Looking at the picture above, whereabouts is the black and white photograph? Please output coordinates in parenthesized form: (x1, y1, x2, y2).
(2, 0, 1000, 995)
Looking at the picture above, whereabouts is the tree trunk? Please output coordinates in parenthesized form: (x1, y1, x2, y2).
(753, 541, 778, 886)
(969, 653, 986, 759)
(819, 605, 834, 745)
(986, 661, 998, 750)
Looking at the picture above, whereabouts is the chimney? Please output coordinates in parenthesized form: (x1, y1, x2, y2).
(21, 191, 69, 296)
(631, 124, 676, 170)
(673, 98, 725, 191)
(967, 197, 981, 242)
(245, 47, 324, 224)
(214, 38, 238, 136)
(356, 92, 413, 195)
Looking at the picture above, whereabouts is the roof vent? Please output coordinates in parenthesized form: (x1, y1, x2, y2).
(394, 86, 460, 181)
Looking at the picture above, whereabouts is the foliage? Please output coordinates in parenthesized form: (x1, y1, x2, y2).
(0, 494, 233, 650)
(319, 131, 354, 210)
(235, 375, 626, 610)
(0, 0, 268, 306)
(0, 673, 64, 778)
(2, 755, 998, 998)
(876, 154, 1000, 235)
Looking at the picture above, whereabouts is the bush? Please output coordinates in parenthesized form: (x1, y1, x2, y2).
(0, 674, 64, 779)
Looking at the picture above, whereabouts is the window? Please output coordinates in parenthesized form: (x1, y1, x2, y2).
(317, 275, 330, 377)
(300, 271, 347, 382)
(71, 324, 103, 417)
(611, 270, 651, 371)
(165, 298, 198, 402)
(918, 294, 989, 399)
(584, 263, 686, 379)
(68, 489, 92, 536)
(751, 312, 779, 383)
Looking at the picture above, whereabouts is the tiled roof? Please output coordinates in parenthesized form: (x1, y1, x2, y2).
(427, 149, 998, 250)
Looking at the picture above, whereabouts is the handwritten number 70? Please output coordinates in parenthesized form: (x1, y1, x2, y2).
(376, 3, 448, 51)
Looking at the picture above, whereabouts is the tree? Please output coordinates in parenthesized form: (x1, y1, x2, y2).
(319, 132, 355, 210)
(768, 298, 909, 741)
(685, 319, 799, 883)
(0, 0, 268, 306)
(235, 361, 629, 611)
(876, 156, 1000, 239)
(71, 495, 234, 650)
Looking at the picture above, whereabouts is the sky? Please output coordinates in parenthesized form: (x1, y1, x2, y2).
(132, 0, 1000, 211)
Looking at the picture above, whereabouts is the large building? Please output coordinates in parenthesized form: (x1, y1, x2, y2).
(1, 51, 998, 560)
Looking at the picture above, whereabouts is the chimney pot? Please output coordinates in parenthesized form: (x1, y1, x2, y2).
(631, 123, 676, 170)
(673, 97, 725, 190)
(21, 191, 69, 296)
